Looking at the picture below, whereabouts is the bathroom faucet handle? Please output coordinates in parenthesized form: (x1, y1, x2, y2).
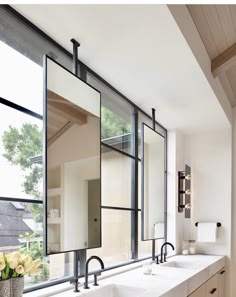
(93, 272, 101, 286)
(156, 255, 160, 264)
(164, 254, 167, 262)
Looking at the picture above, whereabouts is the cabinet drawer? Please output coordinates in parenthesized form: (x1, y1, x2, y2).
(206, 274, 219, 297)
(218, 268, 226, 297)
(189, 284, 206, 297)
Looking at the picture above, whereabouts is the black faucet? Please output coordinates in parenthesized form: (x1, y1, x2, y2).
(160, 242, 175, 263)
(84, 256, 104, 289)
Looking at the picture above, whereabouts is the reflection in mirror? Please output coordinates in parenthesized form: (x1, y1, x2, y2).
(44, 56, 101, 254)
(141, 123, 165, 240)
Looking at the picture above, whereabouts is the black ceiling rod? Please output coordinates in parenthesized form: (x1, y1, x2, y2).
(152, 108, 156, 131)
(70, 38, 81, 293)
(71, 38, 80, 76)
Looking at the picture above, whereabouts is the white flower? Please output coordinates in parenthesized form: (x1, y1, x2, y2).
(0, 257, 5, 271)
(32, 259, 41, 268)
(29, 267, 41, 276)
(12, 252, 21, 262)
(15, 265, 24, 275)
(22, 255, 32, 266)
(24, 262, 34, 273)
(8, 257, 19, 270)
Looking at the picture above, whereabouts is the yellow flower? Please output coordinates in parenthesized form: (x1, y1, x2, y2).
(24, 262, 34, 273)
(5, 254, 12, 261)
(32, 259, 41, 268)
(12, 252, 21, 262)
(29, 267, 41, 276)
(0, 257, 5, 271)
(22, 255, 32, 266)
(15, 265, 24, 275)
(8, 257, 19, 269)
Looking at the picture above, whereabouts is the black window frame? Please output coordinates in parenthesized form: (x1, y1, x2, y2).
(0, 4, 167, 294)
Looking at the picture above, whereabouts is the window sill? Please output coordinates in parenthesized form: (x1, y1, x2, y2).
(23, 261, 144, 297)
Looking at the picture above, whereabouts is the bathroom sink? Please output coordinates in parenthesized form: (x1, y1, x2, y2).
(79, 284, 146, 297)
(161, 260, 202, 270)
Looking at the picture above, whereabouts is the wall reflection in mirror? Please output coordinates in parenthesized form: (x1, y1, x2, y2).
(141, 123, 165, 240)
(44, 56, 101, 254)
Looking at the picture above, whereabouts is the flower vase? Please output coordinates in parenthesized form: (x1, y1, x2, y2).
(11, 277, 24, 297)
(0, 279, 11, 297)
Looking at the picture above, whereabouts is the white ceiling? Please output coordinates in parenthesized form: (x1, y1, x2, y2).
(13, 4, 231, 133)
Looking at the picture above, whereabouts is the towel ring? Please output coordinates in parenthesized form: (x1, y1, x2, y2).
(195, 222, 221, 227)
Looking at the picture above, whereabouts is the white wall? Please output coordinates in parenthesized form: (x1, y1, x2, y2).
(167, 130, 186, 254)
(184, 131, 231, 255)
(184, 130, 232, 297)
(168, 128, 232, 296)
(231, 107, 236, 297)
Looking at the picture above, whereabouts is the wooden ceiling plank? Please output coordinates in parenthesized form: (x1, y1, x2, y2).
(225, 67, 236, 101)
(47, 90, 93, 117)
(187, 5, 219, 59)
(218, 72, 236, 106)
(211, 42, 236, 76)
(48, 121, 73, 147)
(229, 5, 236, 38)
(47, 103, 87, 125)
(202, 5, 229, 54)
(216, 5, 236, 48)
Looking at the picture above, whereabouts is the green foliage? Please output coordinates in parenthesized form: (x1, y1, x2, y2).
(2, 123, 47, 284)
(2, 123, 43, 200)
(20, 232, 43, 260)
(20, 232, 49, 283)
(1, 255, 10, 280)
(101, 106, 130, 139)
(2, 123, 43, 222)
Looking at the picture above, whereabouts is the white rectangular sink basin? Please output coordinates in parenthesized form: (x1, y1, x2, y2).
(79, 284, 146, 297)
(161, 260, 203, 270)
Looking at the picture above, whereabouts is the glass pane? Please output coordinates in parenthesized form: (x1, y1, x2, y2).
(138, 112, 166, 158)
(88, 209, 131, 270)
(138, 212, 164, 258)
(87, 72, 134, 155)
(0, 201, 73, 288)
(102, 146, 132, 208)
(0, 104, 43, 200)
(0, 41, 43, 115)
(138, 212, 152, 258)
(138, 161, 141, 209)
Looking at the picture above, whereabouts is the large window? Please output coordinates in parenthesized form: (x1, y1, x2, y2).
(0, 40, 73, 290)
(0, 5, 167, 293)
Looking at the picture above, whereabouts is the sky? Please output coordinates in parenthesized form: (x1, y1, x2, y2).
(0, 40, 43, 199)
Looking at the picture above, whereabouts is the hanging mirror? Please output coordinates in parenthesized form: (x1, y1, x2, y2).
(141, 123, 165, 240)
(44, 56, 101, 255)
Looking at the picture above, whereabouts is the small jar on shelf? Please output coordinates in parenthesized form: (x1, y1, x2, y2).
(182, 240, 189, 255)
(189, 240, 196, 254)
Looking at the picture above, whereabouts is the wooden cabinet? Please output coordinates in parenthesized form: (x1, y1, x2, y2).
(205, 274, 219, 297)
(188, 268, 225, 297)
(218, 269, 226, 297)
(189, 285, 206, 297)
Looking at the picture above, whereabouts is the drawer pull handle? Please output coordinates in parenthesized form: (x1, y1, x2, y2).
(210, 288, 217, 294)
(220, 270, 225, 275)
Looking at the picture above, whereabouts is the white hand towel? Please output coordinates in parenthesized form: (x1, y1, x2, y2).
(154, 222, 164, 238)
(197, 222, 217, 242)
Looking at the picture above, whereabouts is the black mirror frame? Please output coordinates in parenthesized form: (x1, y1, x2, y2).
(141, 122, 167, 242)
(43, 55, 102, 256)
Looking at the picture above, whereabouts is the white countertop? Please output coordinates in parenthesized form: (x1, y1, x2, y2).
(24, 254, 226, 297)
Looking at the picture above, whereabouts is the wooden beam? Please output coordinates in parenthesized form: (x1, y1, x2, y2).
(211, 42, 236, 76)
(48, 121, 73, 147)
(47, 90, 93, 117)
(47, 102, 87, 126)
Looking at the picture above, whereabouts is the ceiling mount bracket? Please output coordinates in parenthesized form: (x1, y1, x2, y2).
(71, 38, 80, 76)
